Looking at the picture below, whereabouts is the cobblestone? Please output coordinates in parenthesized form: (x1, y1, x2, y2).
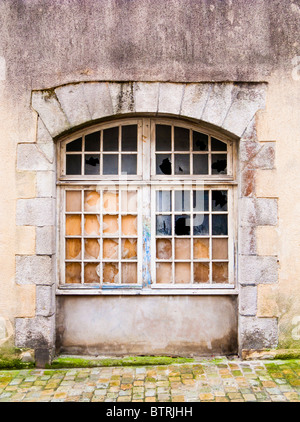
(0, 358, 299, 402)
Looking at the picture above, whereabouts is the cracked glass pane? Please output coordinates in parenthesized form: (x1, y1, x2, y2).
(84, 190, 100, 212)
(175, 215, 190, 236)
(122, 238, 137, 259)
(103, 215, 119, 235)
(103, 262, 119, 283)
(84, 238, 100, 260)
(84, 154, 100, 175)
(156, 154, 172, 175)
(211, 154, 227, 174)
(156, 215, 172, 236)
(193, 131, 208, 151)
(175, 154, 190, 174)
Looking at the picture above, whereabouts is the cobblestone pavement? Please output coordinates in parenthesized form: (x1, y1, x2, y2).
(0, 358, 299, 402)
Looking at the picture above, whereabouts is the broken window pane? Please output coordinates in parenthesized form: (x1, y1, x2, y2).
(211, 137, 227, 151)
(103, 127, 119, 151)
(175, 154, 190, 175)
(193, 214, 209, 235)
(103, 215, 119, 235)
(156, 215, 172, 235)
(84, 154, 100, 175)
(65, 262, 81, 284)
(66, 191, 81, 212)
(212, 214, 228, 235)
(212, 262, 228, 283)
(175, 263, 191, 283)
(212, 238, 228, 260)
(122, 238, 137, 259)
(85, 131, 100, 151)
(194, 262, 209, 283)
(193, 238, 209, 259)
(66, 215, 81, 236)
(193, 131, 208, 151)
(156, 125, 171, 151)
(175, 190, 190, 212)
(84, 215, 100, 236)
(122, 215, 137, 236)
(103, 191, 119, 213)
(156, 238, 172, 259)
(121, 154, 137, 175)
(156, 154, 172, 175)
(103, 262, 119, 283)
(84, 263, 100, 283)
(211, 154, 227, 174)
(212, 190, 227, 211)
(174, 126, 189, 151)
(103, 154, 118, 175)
(193, 154, 208, 174)
(122, 125, 137, 151)
(122, 262, 137, 283)
(103, 239, 119, 260)
(84, 190, 100, 212)
(84, 238, 100, 259)
(66, 154, 81, 175)
(156, 190, 171, 212)
(66, 137, 82, 152)
(175, 215, 190, 236)
(193, 190, 208, 212)
(66, 239, 81, 260)
(121, 190, 137, 212)
(156, 262, 172, 283)
(175, 238, 190, 259)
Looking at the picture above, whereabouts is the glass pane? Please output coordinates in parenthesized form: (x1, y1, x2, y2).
(156, 190, 171, 212)
(122, 215, 137, 236)
(175, 238, 190, 260)
(103, 215, 119, 235)
(84, 238, 100, 259)
(193, 190, 208, 212)
(103, 262, 119, 283)
(66, 138, 82, 152)
(84, 263, 100, 283)
(194, 262, 209, 283)
(193, 238, 209, 259)
(156, 125, 171, 151)
(175, 154, 190, 174)
(103, 127, 119, 151)
(193, 131, 208, 151)
(122, 238, 137, 259)
(175, 263, 191, 283)
(156, 215, 172, 236)
(85, 131, 100, 151)
(66, 191, 81, 212)
(175, 215, 190, 236)
(211, 137, 227, 151)
(122, 125, 137, 151)
(122, 263, 137, 284)
(121, 191, 137, 212)
(84, 215, 100, 236)
(156, 238, 172, 259)
(65, 263, 81, 284)
(212, 238, 228, 260)
(174, 126, 189, 151)
(66, 239, 81, 260)
(193, 214, 209, 235)
(156, 262, 172, 283)
(212, 262, 228, 283)
(175, 190, 190, 212)
(84, 154, 100, 175)
(103, 191, 119, 212)
(212, 214, 228, 235)
(84, 191, 100, 212)
(193, 154, 208, 174)
(103, 154, 118, 175)
(66, 154, 81, 175)
(66, 215, 81, 236)
(103, 238, 119, 260)
(212, 190, 228, 211)
(121, 154, 137, 175)
(156, 154, 172, 175)
(212, 154, 227, 174)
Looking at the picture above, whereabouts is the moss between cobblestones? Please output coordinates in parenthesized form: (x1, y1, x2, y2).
(47, 355, 194, 369)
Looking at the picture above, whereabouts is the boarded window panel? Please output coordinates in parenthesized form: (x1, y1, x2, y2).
(84, 263, 100, 283)
(156, 262, 172, 283)
(66, 239, 81, 260)
(175, 263, 191, 283)
(84, 191, 100, 212)
(103, 238, 119, 259)
(65, 263, 81, 284)
(194, 262, 209, 283)
(121, 191, 137, 212)
(66, 191, 81, 212)
(212, 262, 228, 283)
(193, 238, 209, 259)
(84, 238, 100, 260)
(212, 238, 228, 260)
(175, 238, 190, 260)
(156, 238, 172, 259)
(103, 191, 119, 212)
(103, 215, 119, 235)
(122, 263, 137, 284)
(103, 262, 119, 283)
(66, 215, 81, 236)
(156, 125, 171, 151)
(66, 154, 81, 175)
(122, 215, 137, 236)
(84, 215, 100, 236)
(122, 238, 137, 259)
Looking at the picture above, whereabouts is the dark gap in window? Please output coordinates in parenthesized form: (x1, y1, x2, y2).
(211, 137, 227, 151)
(193, 132, 208, 151)
(103, 127, 119, 151)
(85, 131, 100, 151)
(174, 127, 189, 151)
(211, 154, 227, 174)
(175, 215, 190, 235)
(66, 138, 82, 152)
(156, 125, 171, 151)
(122, 125, 137, 151)
(212, 191, 228, 211)
(66, 154, 82, 175)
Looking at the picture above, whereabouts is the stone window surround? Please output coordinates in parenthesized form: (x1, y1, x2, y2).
(15, 81, 278, 366)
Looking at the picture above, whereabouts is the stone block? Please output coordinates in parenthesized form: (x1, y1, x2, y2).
(180, 83, 211, 119)
(55, 83, 92, 127)
(16, 171, 36, 199)
(15, 226, 36, 255)
(158, 83, 184, 115)
(239, 197, 256, 227)
(251, 142, 275, 169)
(36, 171, 56, 198)
(82, 82, 113, 120)
(15, 285, 36, 318)
(257, 284, 280, 317)
(36, 226, 55, 255)
(256, 169, 277, 197)
(15, 314, 55, 349)
(240, 167, 256, 197)
(239, 316, 278, 349)
(256, 198, 278, 225)
(201, 83, 234, 127)
(16, 198, 55, 226)
(36, 118, 53, 144)
(17, 143, 53, 171)
(109, 82, 135, 114)
(135, 82, 159, 113)
(239, 286, 257, 316)
(36, 285, 55, 317)
(238, 226, 256, 255)
(15, 255, 53, 285)
(256, 226, 278, 256)
(238, 255, 278, 285)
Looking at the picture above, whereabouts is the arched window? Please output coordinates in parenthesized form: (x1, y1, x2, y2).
(58, 117, 236, 289)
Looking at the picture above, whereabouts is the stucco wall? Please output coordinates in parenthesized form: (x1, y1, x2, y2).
(0, 0, 300, 362)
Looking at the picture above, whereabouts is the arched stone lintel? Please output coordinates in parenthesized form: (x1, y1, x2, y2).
(31, 81, 266, 141)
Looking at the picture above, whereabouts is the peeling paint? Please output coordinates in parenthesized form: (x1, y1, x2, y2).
(142, 221, 151, 287)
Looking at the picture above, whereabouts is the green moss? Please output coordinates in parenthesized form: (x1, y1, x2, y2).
(47, 355, 194, 369)
(0, 347, 35, 370)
